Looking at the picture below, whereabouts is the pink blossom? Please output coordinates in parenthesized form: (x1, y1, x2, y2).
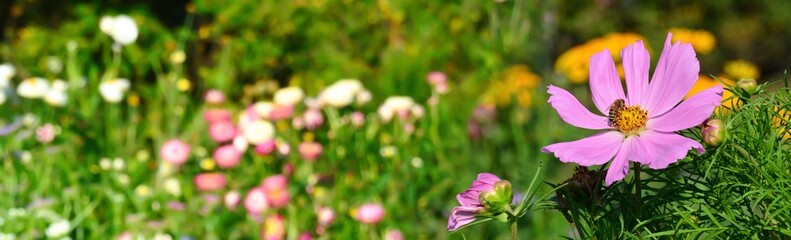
(317, 207, 335, 226)
(298, 232, 312, 240)
(542, 33, 723, 186)
(262, 214, 285, 240)
(269, 105, 294, 120)
(160, 139, 191, 165)
(209, 121, 237, 142)
(204, 89, 226, 104)
(244, 187, 269, 215)
(298, 142, 323, 161)
(303, 108, 324, 130)
(385, 229, 404, 240)
(350, 111, 365, 127)
(213, 145, 242, 169)
(224, 190, 241, 209)
(35, 123, 56, 143)
(194, 173, 227, 191)
(427, 71, 447, 86)
(354, 203, 385, 224)
(262, 175, 289, 208)
(203, 109, 232, 124)
(255, 140, 277, 155)
(447, 173, 500, 231)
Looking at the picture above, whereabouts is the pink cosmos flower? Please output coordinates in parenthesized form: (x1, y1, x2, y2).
(354, 203, 385, 224)
(208, 120, 237, 142)
(194, 173, 227, 191)
(160, 139, 191, 165)
(213, 145, 242, 169)
(542, 33, 724, 186)
(447, 173, 501, 231)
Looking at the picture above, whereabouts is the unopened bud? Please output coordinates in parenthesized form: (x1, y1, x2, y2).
(702, 118, 727, 147)
(479, 180, 513, 213)
(736, 78, 757, 94)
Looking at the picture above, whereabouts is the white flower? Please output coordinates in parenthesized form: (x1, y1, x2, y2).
(0, 63, 15, 88)
(356, 89, 372, 105)
(242, 120, 275, 144)
(252, 101, 275, 119)
(319, 79, 367, 108)
(99, 158, 112, 170)
(112, 157, 125, 170)
(51, 79, 68, 91)
(163, 178, 181, 196)
(17, 77, 49, 99)
(273, 86, 304, 106)
(99, 78, 130, 103)
(233, 135, 249, 152)
(152, 233, 173, 240)
(378, 96, 417, 122)
(44, 89, 68, 107)
(411, 105, 425, 119)
(0, 232, 15, 240)
(45, 219, 70, 238)
(100, 15, 138, 45)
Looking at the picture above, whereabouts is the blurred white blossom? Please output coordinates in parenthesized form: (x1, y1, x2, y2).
(99, 78, 131, 103)
(45, 219, 71, 238)
(17, 78, 49, 99)
(274, 86, 304, 106)
(100, 15, 138, 45)
(318, 79, 369, 108)
(242, 120, 275, 144)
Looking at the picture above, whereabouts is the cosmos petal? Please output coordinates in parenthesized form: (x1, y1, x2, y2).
(645, 33, 700, 118)
(542, 131, 624, 166)
(621, 41, 650, 107)
(456, 190, 482, 207)
(589, 50, 627, 115)
(648, 85, 723, 132)
(448, 206, 482, 231)
(547, 85, 611, 130)
(633, 130, 704, 170)
(605, 136, 634, 186)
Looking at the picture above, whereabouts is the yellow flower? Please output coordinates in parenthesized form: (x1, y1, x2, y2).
(200, 158, 216, 170)
(669, 28, 716, 55)
(773, 107, 791, 140)
(555, 33, 647, 84)
(483, 64, 541, 107)
(723, 60, 760, 80)
(176, 78, 191, 92)
(686, 75, 739, 114)
(127, 93, 140, 107)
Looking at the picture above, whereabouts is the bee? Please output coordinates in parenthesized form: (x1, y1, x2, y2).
(607, 99, 625, 127)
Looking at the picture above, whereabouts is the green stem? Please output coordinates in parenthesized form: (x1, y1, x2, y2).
(633, 162, 642, 216)
(510, 220, 518, 240)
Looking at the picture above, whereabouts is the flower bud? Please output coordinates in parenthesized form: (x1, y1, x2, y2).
(479, 180, 513, 213)
(702, 118, 728, 146)
(737, 78, 757, 94)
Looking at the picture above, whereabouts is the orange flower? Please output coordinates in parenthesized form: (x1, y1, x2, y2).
(686, 75, 739, 114)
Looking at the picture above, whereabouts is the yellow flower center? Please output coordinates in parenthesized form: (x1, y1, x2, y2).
(613, 105, 648, 135)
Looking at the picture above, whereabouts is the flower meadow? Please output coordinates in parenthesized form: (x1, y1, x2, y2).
(2, 1, 791, 239)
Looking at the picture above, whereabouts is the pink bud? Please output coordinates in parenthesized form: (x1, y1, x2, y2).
(203, 109, 232, 124)
(426, 71, 447, 86)
(209, 121, 237, 142)
(303, 108, 324, 130)
(282, 163, 295, 176)
(350, 111, 365, 127)
(384, 229, 404, 240)
(354, 203, 385, 224)
(204, 89, 226, 104)
(160, 139, 191, 165)
(292, 117, 306, 130)
(213, 145, 242, 169)
(298, 142, 323, 162)
(224, 190, 241, 209)
(255, 140, 277, 155)
(117, 232, 133, 240)
(317, 207, 335, 226)
(35, 123, 56, 144)
(244, 187, 269, 215)
(194, 173, 227, 192)
(262, 214, 285, 240)
(262, 175, 289, 208)
(278, 143, 291, 156)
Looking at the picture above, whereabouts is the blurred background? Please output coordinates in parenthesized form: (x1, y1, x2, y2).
(0, 0, 789, 239)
